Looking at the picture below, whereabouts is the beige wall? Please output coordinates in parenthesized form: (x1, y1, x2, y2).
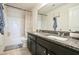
(32, 8, 38, 32)
(24, 11, 32, 37)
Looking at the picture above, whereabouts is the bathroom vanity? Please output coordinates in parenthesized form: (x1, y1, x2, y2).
(27, 31, 79, 55)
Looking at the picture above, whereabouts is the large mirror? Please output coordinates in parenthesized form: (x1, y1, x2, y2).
(37, 3, 79, 32)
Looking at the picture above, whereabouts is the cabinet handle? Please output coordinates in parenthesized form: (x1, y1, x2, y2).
(43, 51, 46, 53)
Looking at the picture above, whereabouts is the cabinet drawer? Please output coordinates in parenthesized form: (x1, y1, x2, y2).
(28, 34, 36, 41)
(37, 37, 79, 55)
(37, 37, 51, 49)
(50, 43, 78, 55)
(30, 40, 36, 55)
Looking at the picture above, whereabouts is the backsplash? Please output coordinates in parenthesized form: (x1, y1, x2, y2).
(37, 30, 70, 37)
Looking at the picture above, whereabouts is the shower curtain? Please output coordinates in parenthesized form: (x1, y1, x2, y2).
(53, 17, 57, 31)
(0, 4, 4, 35)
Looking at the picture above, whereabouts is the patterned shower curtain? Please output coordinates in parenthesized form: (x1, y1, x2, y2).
(0, 4, 4, 35)
(53, 17, 57, 31)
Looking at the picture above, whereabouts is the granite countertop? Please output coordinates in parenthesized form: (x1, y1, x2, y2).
(28, 32, 79, 52)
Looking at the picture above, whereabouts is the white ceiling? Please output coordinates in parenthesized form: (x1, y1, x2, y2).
(5, 3, 40, 11)
(38, 3, 66, 14)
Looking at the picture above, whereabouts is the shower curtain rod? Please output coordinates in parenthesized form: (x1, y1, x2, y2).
(38, 13, 48, 16)
(4, 4, 32, 12)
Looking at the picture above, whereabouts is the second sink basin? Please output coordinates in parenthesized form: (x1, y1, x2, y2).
(47, 36, 68, 41)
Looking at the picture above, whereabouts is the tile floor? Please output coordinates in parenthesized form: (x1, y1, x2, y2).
(1, 47, 31, 55)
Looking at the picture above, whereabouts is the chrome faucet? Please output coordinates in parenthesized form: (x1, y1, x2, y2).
(61, 33, 65, 37)
(58, 32, 65, 37)
(58, 32, 61, 36)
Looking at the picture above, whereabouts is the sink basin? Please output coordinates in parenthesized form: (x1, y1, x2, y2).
(34, 32, 51, 36)
(47, 36, 68, 41)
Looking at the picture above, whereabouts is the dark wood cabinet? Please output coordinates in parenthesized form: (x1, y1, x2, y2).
(47, 51, 56, 55)
(48, 43, 78, 55)
(27, 34, 36, 55)
(37, 37, 79, 55)
(36, 44, 47, 55)
(27, 35, 31, 50)
(27, 33, 79, 55)
(30, 39, 36, 55)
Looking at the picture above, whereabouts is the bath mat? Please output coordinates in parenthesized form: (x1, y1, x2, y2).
(4, 44, 23, 51)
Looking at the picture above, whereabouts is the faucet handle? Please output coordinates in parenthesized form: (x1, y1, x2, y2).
(61, 33, 64, 37)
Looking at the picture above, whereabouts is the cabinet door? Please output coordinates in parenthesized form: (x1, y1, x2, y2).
(27, 35, 31, 50)
(47, 51, 56, 55)
(30, 40, 36, 55)
(27, 34, 36, 54)
(37, 37, 79, 55)
(36, 44, 47, 55)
